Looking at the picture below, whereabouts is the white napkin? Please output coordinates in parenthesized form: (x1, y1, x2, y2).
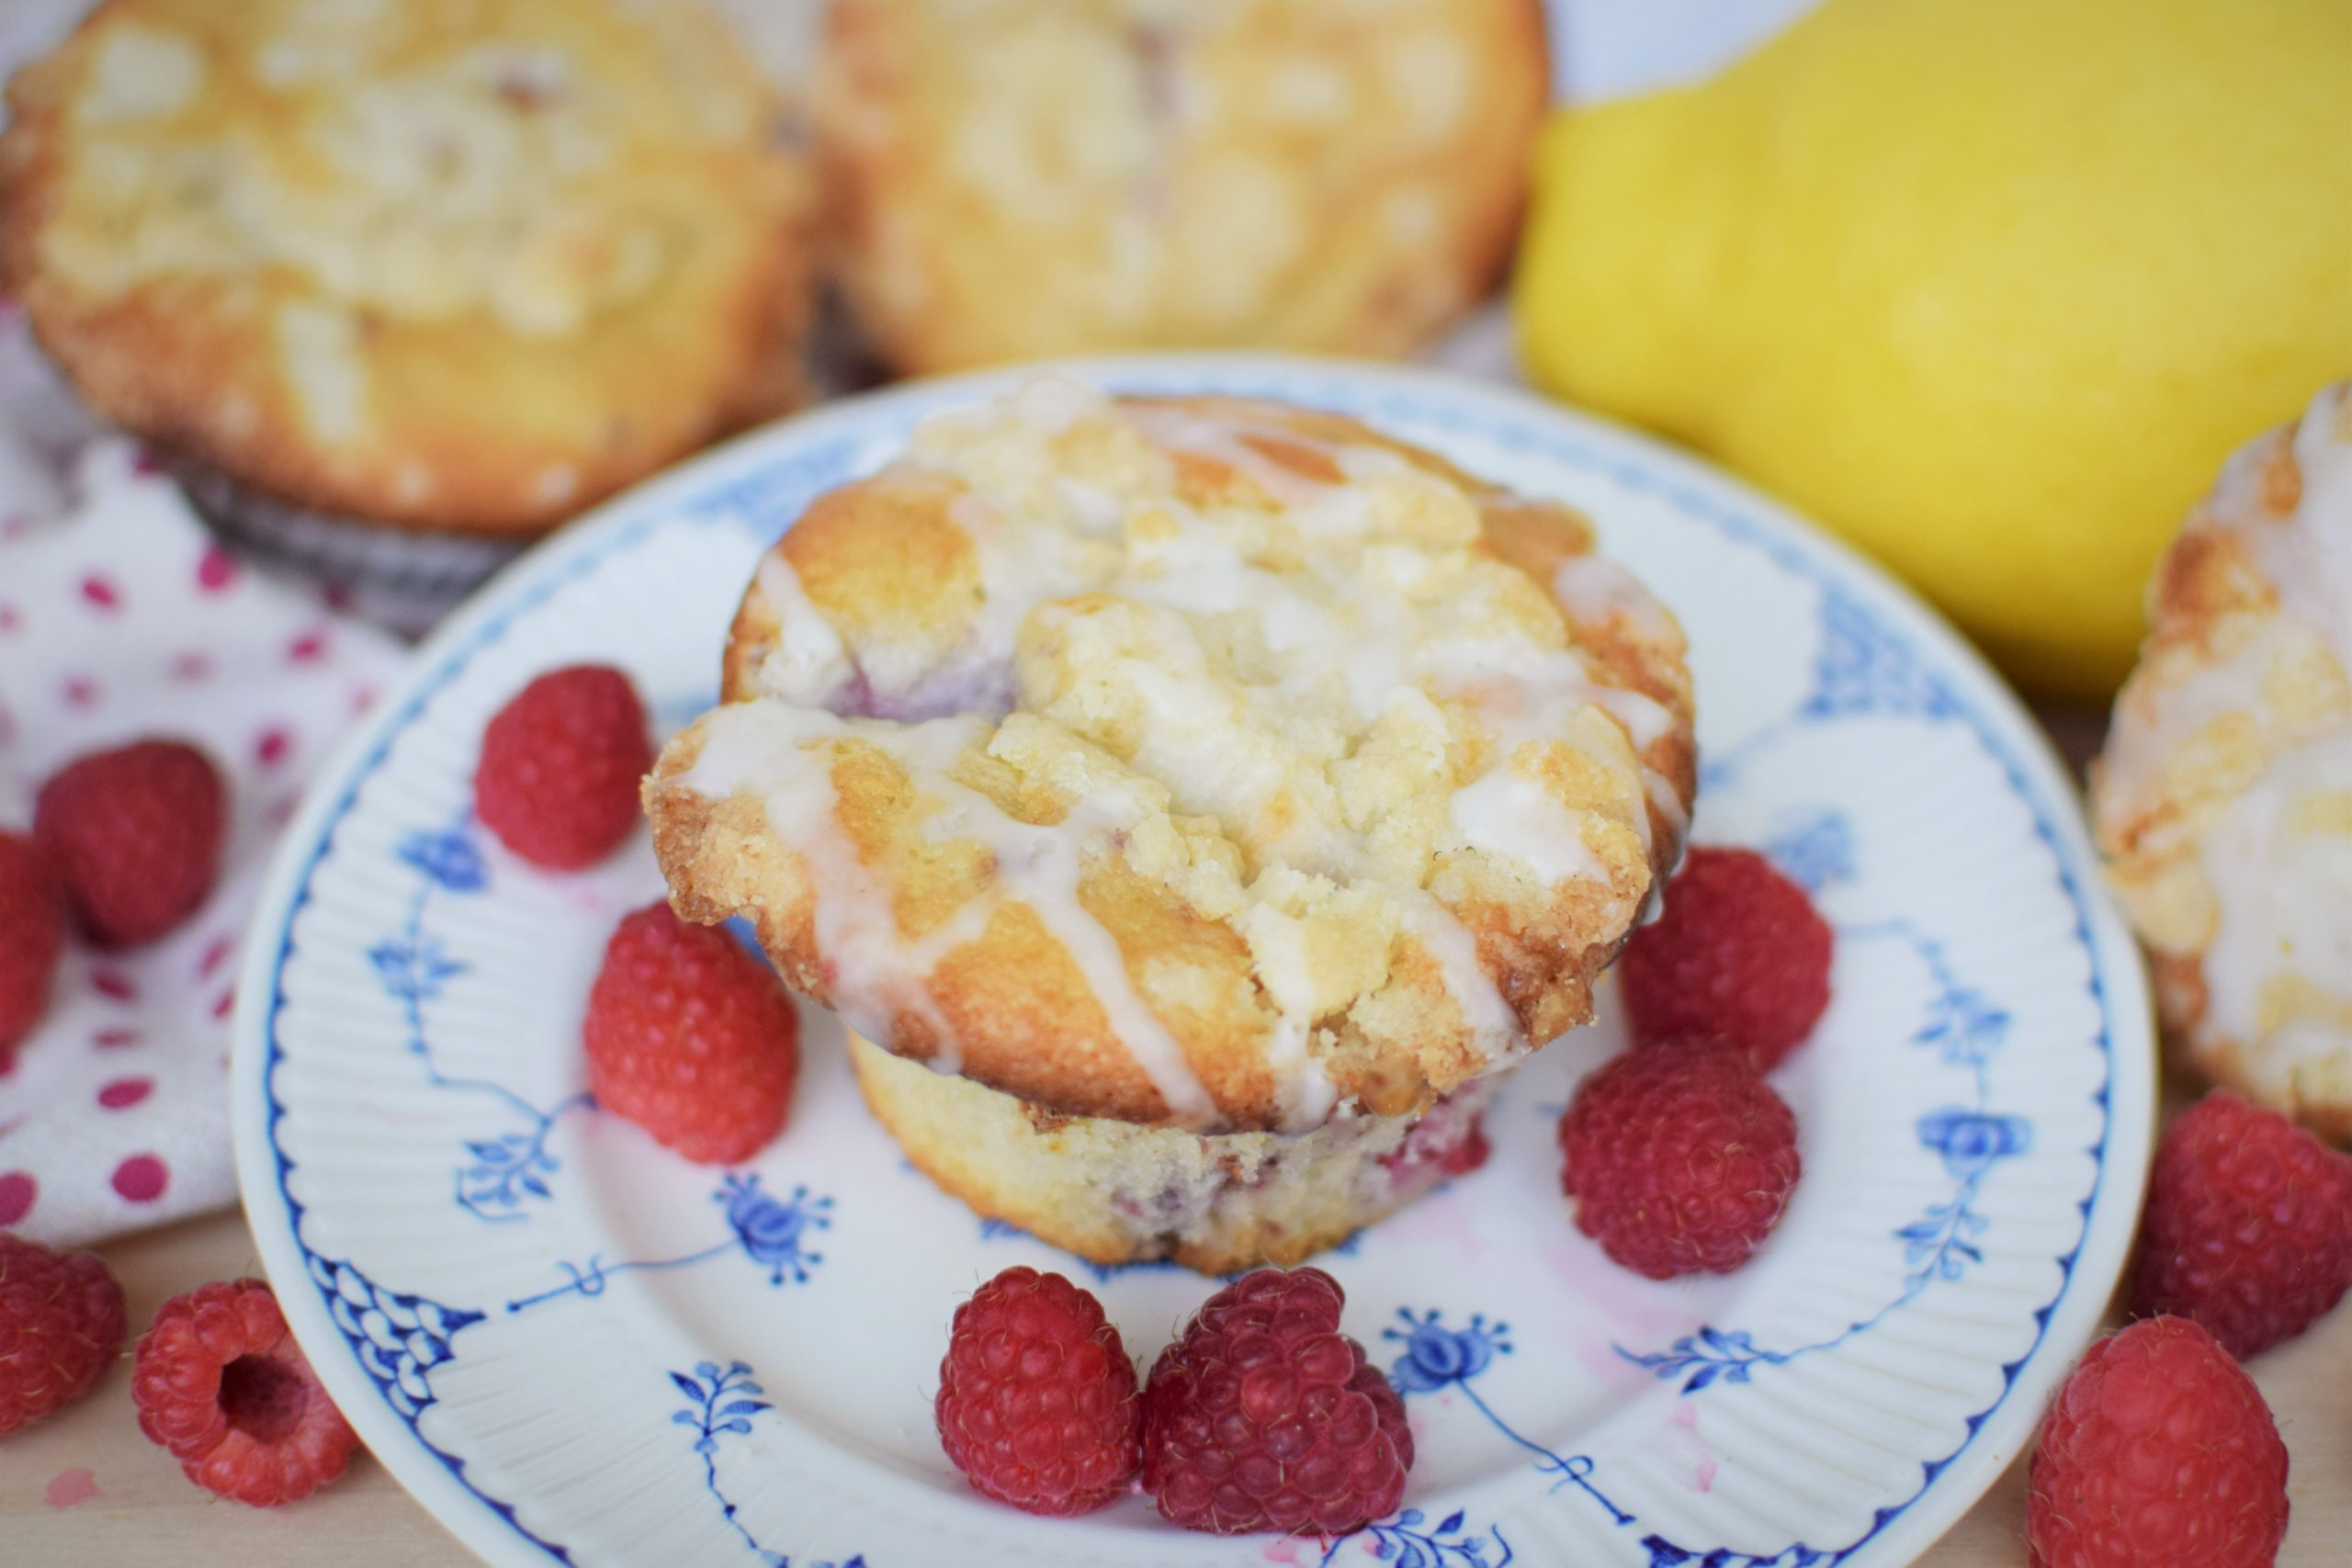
(0, 333, 402, 1247)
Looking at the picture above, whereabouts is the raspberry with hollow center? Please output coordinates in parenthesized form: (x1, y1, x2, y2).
(0, 1235, 126, 1436)
(1620, 845, 1833, 1069)
(474, 664, 653, 870)
(0, 831, 64, 1055)
(935, 1266, 1140, 1515)
(1141, 1267, 1412, 1536)
(1559, 1035, 1803, 1279)
(584, 902, 800, 1164)
(2027, 1315, 2288, 1568)
(131, 1279, 358, 1506)
(34, 738, 226, 948)
(2130, 1089, 2352, 1359)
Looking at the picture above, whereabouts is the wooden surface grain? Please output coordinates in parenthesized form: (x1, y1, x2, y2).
(0, 1204, 2343, 1567)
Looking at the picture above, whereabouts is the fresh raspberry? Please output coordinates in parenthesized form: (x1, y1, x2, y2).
(0, 1235, 126, 1436)
(1559, 1035, 1803, 1279)
(935, 1266, 1140, 1515)
(1141, 1267, 1412, 1536)
(2129, 1089, 2352, 1359)
(34, 739, 226, 948)
(2027, 1316, 2289, 1568)
(0, 831, 64, 1055)
(1620, 846, 1832, 1069)
(131, 1279, 357, 1506)
(583, 902, 799, 1164)
(474, 664, 652, 870)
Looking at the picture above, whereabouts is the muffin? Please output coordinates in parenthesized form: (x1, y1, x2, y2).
(2091, 382, 2352, 1139)
(646, 379, 1694, 1265)
(0, 0, 812, 541)
(814, 0, 1548, 376)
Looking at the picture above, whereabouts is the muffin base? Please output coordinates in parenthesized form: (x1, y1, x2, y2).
(848, 1032, 1498, 1273)
(178, 465, 526, 639)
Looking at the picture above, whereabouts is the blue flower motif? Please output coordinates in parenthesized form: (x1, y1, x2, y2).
(1915, 984, 2011, 1066)
(720, 1175, 831, 1285)
(397, 828, 488, 894)
(369, 936, 466, 1004)
(1916, 1108, 2030, 1179)
(1385, 1310, 1511, 1393)
(1765, 808, 1855, 895)
(672, 1359, 770, 1454)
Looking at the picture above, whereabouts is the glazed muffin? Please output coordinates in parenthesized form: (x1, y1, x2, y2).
(650, 381, 1690, 1148)
(814, 0, 1548, 375)
(2092, 382, 2352, 1140)
(0, 0, 812, 537)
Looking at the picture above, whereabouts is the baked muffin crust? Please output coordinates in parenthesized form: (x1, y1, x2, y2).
(2093, 382, 2352, 1138)
(815, 0, 1547, 374)
(650, 382, 1694, 1132)
(0, 0, 812, 533)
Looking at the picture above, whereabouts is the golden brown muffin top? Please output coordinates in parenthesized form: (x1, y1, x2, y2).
(0, 0, 810, 533)
(815, 0, 1547, 373)
(650, 384, 1695, 1134)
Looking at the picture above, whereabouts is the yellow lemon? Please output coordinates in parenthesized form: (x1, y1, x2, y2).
(1515, 0, 2352, 696)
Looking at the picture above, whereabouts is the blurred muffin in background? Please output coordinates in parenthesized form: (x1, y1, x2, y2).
(0, 0, 812, 556)
(2091, 383, 2352, 1140)
(816, 0, 1547, 377)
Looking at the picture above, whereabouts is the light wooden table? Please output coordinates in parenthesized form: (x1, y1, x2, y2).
(6, 708, 2345, 1565)
(0, 1202, 2342, 1566)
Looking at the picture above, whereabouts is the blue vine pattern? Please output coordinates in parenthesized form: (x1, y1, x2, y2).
(1362, 1311, 1878, 1567)
(1385, 1313, 1631, 1525)
(669, 1361, 869, 1568)
(375, 817, 594, 1222)
(250, 380, 2121, 1568)
(508, 1175, 831, 1313)
(1325, 1509, 1514, 1568)
(1619, 805, 2034, 1393)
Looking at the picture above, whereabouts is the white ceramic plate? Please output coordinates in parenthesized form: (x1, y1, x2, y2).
(232, 357, 2152, 1568)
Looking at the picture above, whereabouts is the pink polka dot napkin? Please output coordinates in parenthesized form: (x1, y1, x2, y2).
(0, 411, 403, 1248)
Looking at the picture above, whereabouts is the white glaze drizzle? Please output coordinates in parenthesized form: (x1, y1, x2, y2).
(1554, 552, 1679, 646)
(1401, 893, 1524, 1062)
(685, 700, 1220, 1125)
(751, 551, 853, 705)
(2199, 730, 2352, 1066)
(1450, 768, 1607, 884)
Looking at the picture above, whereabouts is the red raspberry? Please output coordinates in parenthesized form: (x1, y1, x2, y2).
(2027, 1315, 2289, 1568)
(935, 1266, 1140, 1515)
(1559, 1035, 1803, 1279)
(474, 665, 652, 870)
(0, 1235, 126, 1436)
(34, 739, 226, 948)
(583, 902, 799, 1164)
(1141, 1267, 1412, 1536)
(1620, 846, 1832, 1069)
(2129, 1089, 2352, 1359)
(0, 831, 64, 1055)
(131, 1279, 357, 1507)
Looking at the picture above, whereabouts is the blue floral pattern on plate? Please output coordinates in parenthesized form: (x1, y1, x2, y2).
(238, 360, 2144, 1568)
